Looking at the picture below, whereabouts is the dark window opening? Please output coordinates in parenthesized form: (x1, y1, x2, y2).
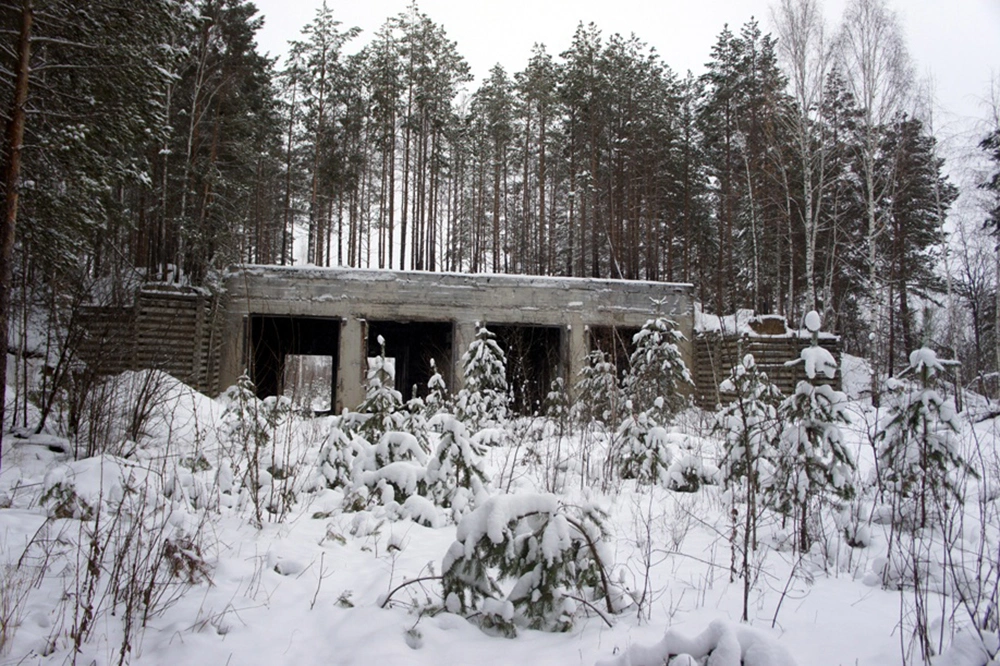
(366, 320, 453, 403)
(283, 355, 334, 412)
(588, 326, 640, 378)
(249, 316, 340, 412)
(488, 324, 563, 415)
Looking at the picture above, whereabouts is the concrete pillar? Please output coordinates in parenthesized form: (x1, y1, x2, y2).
(451, 320, 478, 392)
(217, 312, 246, 393)
(337, 317, 366, 412)
(566, 319, 588, 400)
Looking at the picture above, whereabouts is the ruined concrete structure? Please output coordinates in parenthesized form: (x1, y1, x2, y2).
(221, 266, 695, 413)
(79, 267, 842, 413)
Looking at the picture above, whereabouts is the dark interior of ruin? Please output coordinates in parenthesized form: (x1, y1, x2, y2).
(588, 325, 639, 376)
(249, 315, 341, 410)
(366, 320, 453, 403)
(488, 324, 563, 415)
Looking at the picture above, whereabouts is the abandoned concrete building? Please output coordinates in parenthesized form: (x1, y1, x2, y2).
(78, 266, 839, 413)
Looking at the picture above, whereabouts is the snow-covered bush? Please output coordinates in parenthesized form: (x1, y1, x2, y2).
(595, 618, 798, 666)
(355, 431, 430, 508)
(442, 494, 616, 635)
(613, 405, 671, 485)
(318, 423, 366, 490)
(455, 324, 509, 431)
(773, 312, 855, 552)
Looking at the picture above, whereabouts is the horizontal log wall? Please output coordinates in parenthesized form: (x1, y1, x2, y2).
(78, 287, 222, 394)
(694, 334, 841, 409)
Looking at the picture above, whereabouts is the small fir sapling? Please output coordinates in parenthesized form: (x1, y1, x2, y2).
(574, 350, 622, 426)
(714, 353, 782, 621)
(424, 359, 450, 420)
(357, 336, 406, 443)
(441, 494, 616, 636)
(614, 401, 671, 484)
(876, 347, 974, 529)
(455, 324, 509, 432)
(623, 316, 693, 417)
(318, 424, 365, 491)
(612, 317, 693, 484)
(774, 311, 855, 552)
(424, 414, 490, 519)
(355, 430, 430, 507)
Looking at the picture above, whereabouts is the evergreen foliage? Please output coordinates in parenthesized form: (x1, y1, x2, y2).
(357, 336, 405, 443)
(441, 495, 613, 635)
(773, 313, 855, 551)
(573, 350, 622, 426)
(424, 414, 489, 518)
(876, 348, 974, 528)
(456, 325, 509, 431)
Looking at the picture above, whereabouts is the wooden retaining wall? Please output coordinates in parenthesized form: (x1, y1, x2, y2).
(694, 333, 841, 409)
(78, 286, 223, 394)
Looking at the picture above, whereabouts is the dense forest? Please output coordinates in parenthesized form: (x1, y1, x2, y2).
(0, 0, 998, 401)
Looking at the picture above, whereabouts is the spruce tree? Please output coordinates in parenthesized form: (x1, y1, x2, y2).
(774, 311, 855, 552)
(714, 353, 782, 621)
(876, 348, 973, 529)
(455, 324, 509, 431)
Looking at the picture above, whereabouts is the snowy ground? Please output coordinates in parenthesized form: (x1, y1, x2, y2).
(0, 364, 997, 666)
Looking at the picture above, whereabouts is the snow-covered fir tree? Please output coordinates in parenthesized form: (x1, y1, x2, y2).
(876, 347, 974, 528)
(455, 324, 509, 431)
(424, 358, 450, 420)
(610, 317, 693, 484)
(357, 335, 406, 443)
(774, 311, 855, 552)
(573, 349, 622, 426)
(623, 316, 693, 417)
(441, 494, 615, 635)
(424, 414, 489, 520)
(714, 353, 782, 621)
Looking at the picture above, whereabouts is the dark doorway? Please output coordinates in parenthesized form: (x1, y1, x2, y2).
(588, 326, 639, 377)
(488, 324, 563, 415)
(366, 320, 453, 402)
(249, 316, 340, 411)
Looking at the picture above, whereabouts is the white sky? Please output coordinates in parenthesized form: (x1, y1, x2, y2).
(251, 0, 999, 137)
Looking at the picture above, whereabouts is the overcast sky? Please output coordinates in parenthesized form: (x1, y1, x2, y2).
(251, 0, 999, 137)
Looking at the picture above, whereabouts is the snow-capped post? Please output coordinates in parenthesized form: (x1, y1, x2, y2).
(714, 351, 782, 622)
(775, 311, 855, 553)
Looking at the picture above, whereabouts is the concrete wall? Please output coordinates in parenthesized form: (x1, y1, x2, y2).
(222, 266, 694, 412)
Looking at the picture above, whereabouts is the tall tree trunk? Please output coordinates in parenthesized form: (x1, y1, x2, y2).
(0, 0, 33, 470)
